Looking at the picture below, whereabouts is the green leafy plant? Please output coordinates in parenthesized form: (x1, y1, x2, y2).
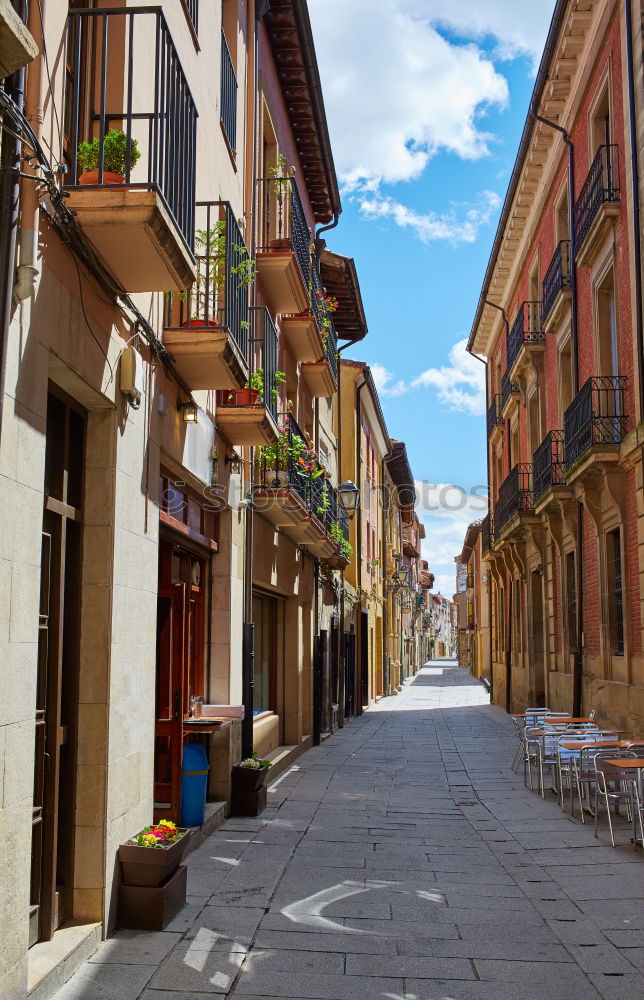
(238, 752, 271, 769)
(231, 245, 257, 289)
(269, 151, 293, 200)
(317, 483, 330, 518)
(246, 369, 286, 403)
(77, 129, 141, 175)
(329, 522, 352, 559)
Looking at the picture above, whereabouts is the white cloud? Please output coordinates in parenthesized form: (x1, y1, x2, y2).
(370, 363, 408, 397)
(415, 482, 488, 520)
(412, 338, 486, 415)
(309, 1, 554, 194)
(308, 0, 511, 190)
(359, 190, 501, 245)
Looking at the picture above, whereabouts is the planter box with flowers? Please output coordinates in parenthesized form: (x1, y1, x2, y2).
(231, 754, 271, 817)
(117, 820, 189, 930)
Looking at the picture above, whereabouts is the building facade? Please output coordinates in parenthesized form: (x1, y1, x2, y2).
(469, 0, 644, 728)
(455, 520, 491, 682)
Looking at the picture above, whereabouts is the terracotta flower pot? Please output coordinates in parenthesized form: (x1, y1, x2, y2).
(268, 238, 291, 251)
(219, 388, 260, 406)
(79, 170, 125, 185)
(118, 829, 189, 888)
(181, 319, 219, 329)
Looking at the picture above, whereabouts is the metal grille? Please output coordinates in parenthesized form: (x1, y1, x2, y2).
(310, 254, 338, 379)
(542, 241, 571, 323)
(165, 202, 250, 361)
(487, 395, 502, 438)
(533, 430, 566, 500)
(611, 529, 624, 656)
(255, 412, 310, 505)
(564, 376, 627, 468)
(251, 307, 279, 424)
(494, 464, 533, 531)
(66, 7, 197, 254)
(257, 176, 312, 288)
(220, 30, 237, 150)
(574, 144, 620, 253)
(481, 514, 493, 554)
(506, 301, 544, 372)
(339, 507, 350, 543)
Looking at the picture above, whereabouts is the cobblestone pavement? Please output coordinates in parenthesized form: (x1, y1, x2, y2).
(54, 661, 644, 1000)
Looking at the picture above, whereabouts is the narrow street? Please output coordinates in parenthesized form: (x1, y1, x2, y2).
(53, 661, 644, 1000)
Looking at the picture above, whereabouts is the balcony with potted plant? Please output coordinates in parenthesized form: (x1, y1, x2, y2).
(300, 262, 340, 396)
(64, 7, 196, 292)
(253, 413, 321, 533)
(256, 158, 311, 314)
(281, 253, 337, 363)
(326, 509, 352, 570)
(215, 308, 281, 445)
(163, 202, 253, 390)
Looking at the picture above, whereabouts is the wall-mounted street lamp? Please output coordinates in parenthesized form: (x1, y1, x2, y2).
(178, 399, 198, 423)
(225, 452, 244, 475)
(338, 480, 360, 513)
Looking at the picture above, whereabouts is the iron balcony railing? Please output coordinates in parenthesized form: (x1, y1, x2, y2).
(218, 307, 279, 421)
(487, 394, 503, 438)
(255, 412, 310, 506)
(257, 175, 311, 289)
(481, 514, 493, 554)
(310, 254, 338, 378)
(501, 371, 520, 412)
(184, 0, 199, 33)
(574, 144, 620, 253)
(220, 29, 237, 150)
(494, 464, 533, 532)
(66, 7, 197, 254)
(165, 201, 250, 360)
(564, 376, 627, 469)
(339, 507, 350, 544)
(533, 430, 566, 500)
(506, 301, 545, 372)
(542, 241, 571, 324)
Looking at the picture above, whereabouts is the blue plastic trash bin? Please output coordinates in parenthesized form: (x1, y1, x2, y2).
(180, 743, 209, 827)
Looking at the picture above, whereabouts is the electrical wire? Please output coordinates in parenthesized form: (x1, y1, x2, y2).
(36, 0, 64, 168)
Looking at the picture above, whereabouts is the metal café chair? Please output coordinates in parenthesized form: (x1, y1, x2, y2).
(560, 732, 619, 818)
(594, 751, 639, 847)
(537, 726, 598, 798)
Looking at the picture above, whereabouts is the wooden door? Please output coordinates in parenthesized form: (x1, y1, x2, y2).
(31, 390, 85, 945)
(154, 584, 187, 823)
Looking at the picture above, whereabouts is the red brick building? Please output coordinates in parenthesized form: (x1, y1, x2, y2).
(469, 0, 644, 731)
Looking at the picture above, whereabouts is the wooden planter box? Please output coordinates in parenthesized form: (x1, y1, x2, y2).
(118, 864, 187, 931)
(230, 764, 270, 817)
(118, 830, 189, 887)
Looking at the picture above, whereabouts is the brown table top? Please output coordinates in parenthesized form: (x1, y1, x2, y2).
(605, 758, 644, 768)
(560, 740, 627, 750)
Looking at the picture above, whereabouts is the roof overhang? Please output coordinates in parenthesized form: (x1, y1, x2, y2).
(320, 250, 368, 344)
(468, 0, 602, 356)
(264, 0, 341, 224)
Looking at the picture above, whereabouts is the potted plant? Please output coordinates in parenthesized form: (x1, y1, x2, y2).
(231, 754, 271, 816)
(182, 224, 256, 329)
(117, 820, 189, 931)
(224, 369, 285, 406)
(327, 522, 352, 569)
(268, 153, 296, 249)
(77, 129, 141, 185)
(118, 820, 188, 887)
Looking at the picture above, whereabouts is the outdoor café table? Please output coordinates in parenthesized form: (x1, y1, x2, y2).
(603, 759, 644, 847)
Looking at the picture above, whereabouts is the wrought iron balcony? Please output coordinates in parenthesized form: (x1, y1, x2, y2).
(220, 29, 237, 150)
(481, 514, 493, 554)
(66, 7, 197, 255)
(254, 412, 311, 508)
(165, 201, 250, 364)
(506, 301, 545, 373)
(533, 430, 566, 500)
(257, 175, 311, 311)
(564, 376, 627, 469)
(574, 145, 620, 254)
(542, 241, 571, 324)
(494, 464, 533, 533)
(215, 307, 279, 445)
(487, 395, 503, 438)
(501, 371, 520, 413)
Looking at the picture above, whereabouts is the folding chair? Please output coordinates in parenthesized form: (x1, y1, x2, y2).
(561, 733, 619, 818)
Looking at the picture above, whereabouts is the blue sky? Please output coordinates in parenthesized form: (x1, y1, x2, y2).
(309, 0, 556, 594)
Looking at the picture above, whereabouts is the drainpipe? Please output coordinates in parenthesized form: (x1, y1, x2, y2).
(0, 0, 28, 442)
(241, 0, 270, 759)
(355, 374, 366, 712)
(624, 0, 644, 426)
(530, 108, 583, 716)
(14, 0, 45, 305)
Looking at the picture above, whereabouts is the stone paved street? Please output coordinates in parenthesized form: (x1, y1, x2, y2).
(53, 661, 644, 1000)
